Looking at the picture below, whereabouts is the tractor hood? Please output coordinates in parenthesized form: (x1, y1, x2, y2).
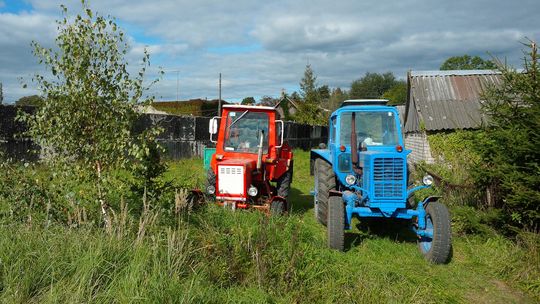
(217, 158, 257, 168)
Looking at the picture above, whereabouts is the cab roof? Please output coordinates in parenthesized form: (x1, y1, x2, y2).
(223, 104, 276, 111)
(340, 99, 388, 107)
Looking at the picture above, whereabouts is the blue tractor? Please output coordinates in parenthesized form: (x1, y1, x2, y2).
(311, 99, 452, 264)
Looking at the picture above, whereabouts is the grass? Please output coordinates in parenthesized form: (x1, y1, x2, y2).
(0, 150, 538, 303)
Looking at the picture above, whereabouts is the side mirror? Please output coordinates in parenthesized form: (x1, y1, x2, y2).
(275, 120, 284, 148)
(209, 118, 219, 134)
(209, 117, 220, 143)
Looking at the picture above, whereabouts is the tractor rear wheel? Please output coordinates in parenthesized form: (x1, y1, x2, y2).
(327, 196, 345, 251)
(418, 201, 452, 264)
(314, 158, 335, 226)
(270, 200, 285, 216)
(276, 161, 293, 211)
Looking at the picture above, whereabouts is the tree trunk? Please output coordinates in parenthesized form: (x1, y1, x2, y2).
(96, 161, 112, 233)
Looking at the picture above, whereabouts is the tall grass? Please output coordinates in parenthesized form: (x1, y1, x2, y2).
(0, 150, 538, 303)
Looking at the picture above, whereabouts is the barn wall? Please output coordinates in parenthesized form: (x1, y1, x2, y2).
(404, 131, 435, 164)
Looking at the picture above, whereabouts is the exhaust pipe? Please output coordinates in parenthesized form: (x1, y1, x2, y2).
(351, 112, 358, 166)
(256, 130, 264, 171)
(350, 112, 362, 175)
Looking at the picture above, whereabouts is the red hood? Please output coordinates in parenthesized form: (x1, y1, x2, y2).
(218, 158, 257, 168)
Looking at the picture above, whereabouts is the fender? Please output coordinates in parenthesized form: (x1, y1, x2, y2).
(310, 149, 331, 175)
(421, 196, 441, 208)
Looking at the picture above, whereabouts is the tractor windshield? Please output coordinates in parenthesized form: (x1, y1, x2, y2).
(223, 111, 269, 153)
(340, 111, 399, 146)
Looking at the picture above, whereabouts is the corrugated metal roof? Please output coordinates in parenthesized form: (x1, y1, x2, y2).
(410, 70, 501, 77)
(405, 70, 503, 132)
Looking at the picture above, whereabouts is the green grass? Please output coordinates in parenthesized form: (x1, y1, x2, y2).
(0, 150, 538, 303)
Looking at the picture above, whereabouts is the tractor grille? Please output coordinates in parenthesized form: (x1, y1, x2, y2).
(218, 165, 244, 195)
(373, 158, 404, 199)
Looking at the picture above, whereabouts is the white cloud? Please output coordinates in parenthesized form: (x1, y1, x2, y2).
(1, 0, 539, 102)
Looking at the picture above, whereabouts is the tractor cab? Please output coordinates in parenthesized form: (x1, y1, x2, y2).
(329, 100, 408, 205)
(311, 99, 452, 263)
(205, 105, 293, 214)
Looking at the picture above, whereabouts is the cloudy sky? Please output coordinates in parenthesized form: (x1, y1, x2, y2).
(0, 0, 538, 103)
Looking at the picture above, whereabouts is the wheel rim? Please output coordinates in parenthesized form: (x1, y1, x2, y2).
(419, 215, 434, 253)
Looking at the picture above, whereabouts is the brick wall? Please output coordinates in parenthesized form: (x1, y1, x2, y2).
(404, 131, 435, 164)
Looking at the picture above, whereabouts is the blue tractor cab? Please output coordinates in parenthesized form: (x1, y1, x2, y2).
(311, 99, 451, 264)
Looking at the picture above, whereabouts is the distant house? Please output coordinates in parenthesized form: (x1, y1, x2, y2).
(153, 99, 229, 117)
(404, 70, 503, 163)
(274, 95, 300, 119)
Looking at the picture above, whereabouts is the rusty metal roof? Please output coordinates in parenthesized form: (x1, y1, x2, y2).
(404, 70, 503, 132)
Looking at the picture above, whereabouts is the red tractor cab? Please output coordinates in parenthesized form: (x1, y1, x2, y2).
(205, 105, 293, 214)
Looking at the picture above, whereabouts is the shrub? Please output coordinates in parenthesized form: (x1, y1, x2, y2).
(471, 41, 540, 230)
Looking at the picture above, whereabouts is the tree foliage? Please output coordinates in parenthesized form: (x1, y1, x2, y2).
(440, 55, 497, 70)
(328, 87, 348, 112)
(259, 95, 278, 106)
(19, 1, 161, 230)
(241, 96, 255, 105)
(300, 64, 317, 99)
(382, 81, 407, 105)
(350, 72, 399, 100)
(294, 64, 326, 125)
(471, 42, 540, 229)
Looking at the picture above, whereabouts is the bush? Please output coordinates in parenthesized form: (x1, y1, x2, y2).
(471, 41, 540, 230)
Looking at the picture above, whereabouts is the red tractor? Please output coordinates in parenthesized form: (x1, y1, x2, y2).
(204, 104, 294, 214)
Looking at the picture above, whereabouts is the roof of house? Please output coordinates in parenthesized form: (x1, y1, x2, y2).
(153, 99, 228, 117)
(274, 95, 300, 110)
(404, 70, 503, 132)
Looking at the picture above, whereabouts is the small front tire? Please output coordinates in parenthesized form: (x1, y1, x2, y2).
(327, 196, 345, 251)
(418, 201, 452, 264)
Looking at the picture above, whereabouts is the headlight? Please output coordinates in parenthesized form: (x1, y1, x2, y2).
(422, 175, 434, 186)
(345, 174, 356, 185)
(207, 185, 216, 194)
(248, 186, 258, 196)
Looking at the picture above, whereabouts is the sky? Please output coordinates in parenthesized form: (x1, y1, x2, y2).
(0, 0, 539, 103)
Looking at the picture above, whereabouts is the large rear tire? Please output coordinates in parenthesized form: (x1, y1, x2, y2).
(276, 161, 293, 211)
(270, 200, 285, 216)
(314, 158, 335, 226)
(327, 196, 345, 251)
(418, 201, 452, 264)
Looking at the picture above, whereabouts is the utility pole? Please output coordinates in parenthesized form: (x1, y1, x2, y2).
(218, 73, 222, 115)
(176, 70, 180, 101)
(0, 82, 3, 104)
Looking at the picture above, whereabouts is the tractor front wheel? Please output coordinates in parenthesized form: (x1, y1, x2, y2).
(418, 201, 452, 264)
(327, 196, 345, 251)
(314, 159, 335, 226)
(205, 168, 216, 199)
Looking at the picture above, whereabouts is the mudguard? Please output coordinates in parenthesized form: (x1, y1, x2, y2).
(310, 149, 332, 175)
(421, 196, 441, 208)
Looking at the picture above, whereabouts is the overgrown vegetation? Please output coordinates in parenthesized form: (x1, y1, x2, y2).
(18, 1, 163, 231)
(0, 151, 539, 303)
(0, 1, 538, 302)
(470, 41, 540, 229)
